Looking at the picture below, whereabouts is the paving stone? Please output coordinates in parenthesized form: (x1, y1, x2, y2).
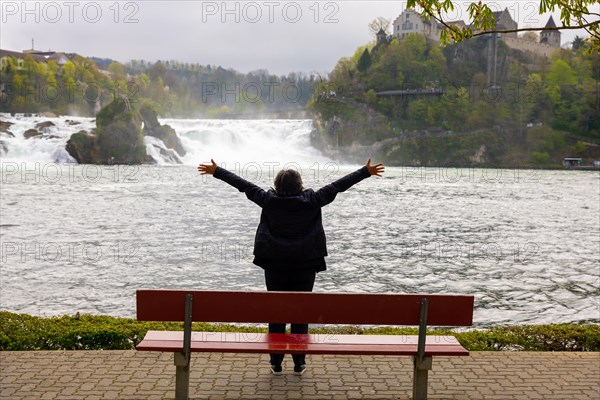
(0, 351, 598, 399)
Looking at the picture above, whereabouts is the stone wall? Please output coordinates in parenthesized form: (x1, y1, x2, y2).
(503, 36, 559, 58)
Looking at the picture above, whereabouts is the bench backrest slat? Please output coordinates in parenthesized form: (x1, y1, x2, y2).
(137, 290, 474, 326)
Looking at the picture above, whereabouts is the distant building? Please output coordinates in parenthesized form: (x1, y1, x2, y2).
(0, 48, 77, 70)
(393, 9, 422, 40)
(0, 49, 44, 70)
(540, 16, 561, 48)
(376, 28, 388, 45)
(22, 48, 72, 65)
(562, 157, 582, 167)
(392, 9, 465, 42)
(490, 8, 518, 38)
(392, 7, 562, 57)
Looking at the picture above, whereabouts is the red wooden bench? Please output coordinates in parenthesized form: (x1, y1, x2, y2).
(136, 290, 474, 400)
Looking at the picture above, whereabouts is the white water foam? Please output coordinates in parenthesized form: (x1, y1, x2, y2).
(0, 114, 327, 166)
(163, 118, 328, 166)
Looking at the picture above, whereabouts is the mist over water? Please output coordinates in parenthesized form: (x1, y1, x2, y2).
(0, 114, 329, 167)
(1, 115, 599, 327)
(170, 118, 330, 166)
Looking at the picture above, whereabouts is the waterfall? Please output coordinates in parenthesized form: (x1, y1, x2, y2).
(0, 114, 327, 166)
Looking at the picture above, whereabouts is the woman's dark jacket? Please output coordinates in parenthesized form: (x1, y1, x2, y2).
(213, 166, 371, 272)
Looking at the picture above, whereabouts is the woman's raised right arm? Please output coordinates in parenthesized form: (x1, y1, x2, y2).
(314, 159, 384, 207)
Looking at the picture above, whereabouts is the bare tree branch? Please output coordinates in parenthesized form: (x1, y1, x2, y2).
(469, 21, 599, 36)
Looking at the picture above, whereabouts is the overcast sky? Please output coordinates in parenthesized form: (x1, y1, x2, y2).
(1, 1, 597, 76)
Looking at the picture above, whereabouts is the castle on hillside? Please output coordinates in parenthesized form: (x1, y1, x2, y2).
(392, 8, 561, 57)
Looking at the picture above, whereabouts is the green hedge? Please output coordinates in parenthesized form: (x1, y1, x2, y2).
(1, 312, 598, 352)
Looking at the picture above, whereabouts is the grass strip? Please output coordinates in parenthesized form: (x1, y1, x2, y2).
(1, 311, 598, 351)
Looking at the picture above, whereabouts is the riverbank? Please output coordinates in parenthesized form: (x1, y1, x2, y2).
(1, 312, 598, 352)
(309, 111, 600, 169)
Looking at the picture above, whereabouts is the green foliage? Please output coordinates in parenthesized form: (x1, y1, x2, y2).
(309, 97, 357, 122)
(527, 126, 569, 163)
(456, 325, 600, 351)
(96, 119, 146, 164)
(65, 130, 97, 164)
(63, 96, 162, 164)
(1, 312, 598, 352)
(138, 98, 166, 123)
(64, 98, 146, 164)
(357, 49, 372, 73)
(0, 312, 209, 351)
(108, 62, 127, 81)
(69, 131, 92, 145)
(531, 151, 551, 164)
(547, 59, 577, 86)
(95, 97, 137, 128)
(571, 141, 588, 155)
(382, 131, 504, 166)
(364, 89, 378, 106)
(0, 55, 317, 118)
(312, 23, 599, 166)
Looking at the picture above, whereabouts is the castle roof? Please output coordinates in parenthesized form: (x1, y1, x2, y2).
(490, 8, 518, 30)
(492, 8, 510, 19)
(0, 49, 46, 63)
(545, 15, 557, 28)
(0, 49, 78, 65)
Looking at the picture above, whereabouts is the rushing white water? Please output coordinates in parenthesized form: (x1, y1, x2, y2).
(166, 118, 327, 166)
(0, 114, 327, 166)
(0, 114, 88, 163)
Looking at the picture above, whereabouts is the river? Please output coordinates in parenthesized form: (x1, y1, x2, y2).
(0, 114, 598, 327)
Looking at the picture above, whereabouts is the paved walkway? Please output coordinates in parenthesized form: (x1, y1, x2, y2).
(0, 351, 598, 399)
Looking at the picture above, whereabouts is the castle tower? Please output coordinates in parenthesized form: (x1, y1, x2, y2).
(540, 16, 561, 48)
(376, 28, 388, 45)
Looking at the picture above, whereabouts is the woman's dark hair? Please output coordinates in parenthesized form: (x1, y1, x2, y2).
(274, 169, 303, 196)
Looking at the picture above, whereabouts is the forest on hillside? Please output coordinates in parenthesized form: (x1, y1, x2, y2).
(313, 34, 598, 138)
(308, 34, 599, 166)
(0, 55, 316, 118)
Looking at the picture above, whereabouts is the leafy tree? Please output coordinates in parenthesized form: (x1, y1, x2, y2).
(571, 140, 588, 154)
(521, 32, 540, 43)
(572, 35, 586, 50)
(23, 55, 37, 77)
(440, 87, 470, 129)
(357, 49, 372, 73)
(366, 40, 404, 90)
(108, 62, 127, 90)
(62, 61, 75, 79)
(364, 89, 378, 106)
(531, 150, 550, 164)
(329, 57, 356, 95)
(524, 73, 547, 122)
(547, 59, 577, 86)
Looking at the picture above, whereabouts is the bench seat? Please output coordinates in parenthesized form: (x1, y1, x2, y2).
(137, 331, 469, 356)
(135, 290, 474, 400)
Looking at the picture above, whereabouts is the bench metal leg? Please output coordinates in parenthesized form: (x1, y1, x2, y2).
(174, 293, 194, 400)
(174, 352, 190, 400)
(412, 356, 432, 400)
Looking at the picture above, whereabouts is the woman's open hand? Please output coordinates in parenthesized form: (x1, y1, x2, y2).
(366, 159, 384, 177)
(198, 159, 218, 175)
